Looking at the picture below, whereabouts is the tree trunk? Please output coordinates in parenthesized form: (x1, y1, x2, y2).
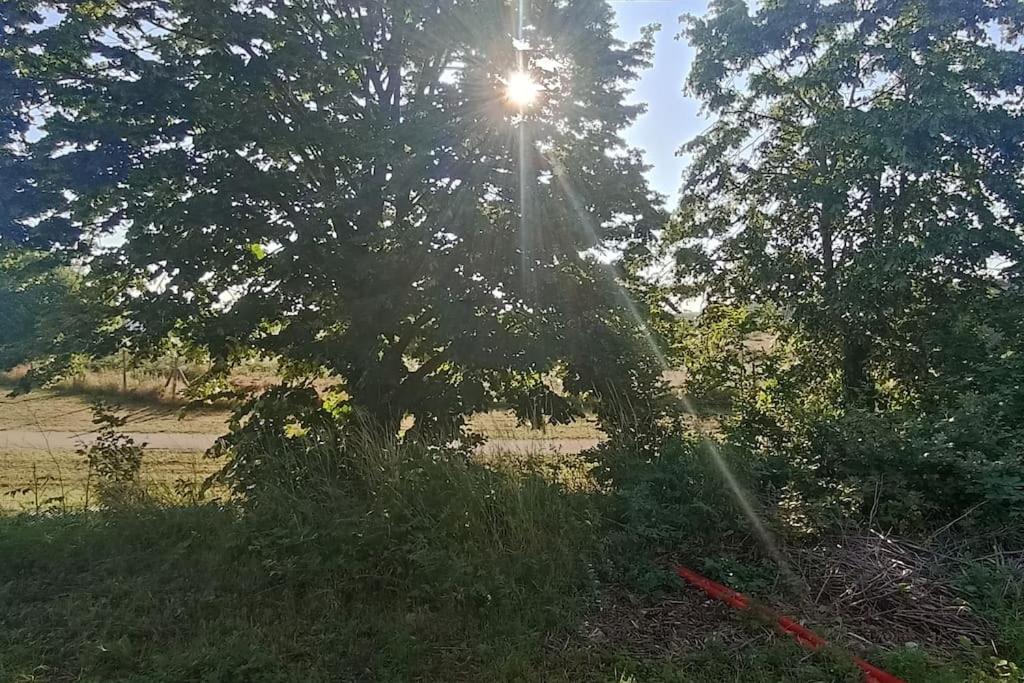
(841, 334, 871, 400)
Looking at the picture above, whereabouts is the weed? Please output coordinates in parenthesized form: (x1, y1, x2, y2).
(76, 402, 147, 508)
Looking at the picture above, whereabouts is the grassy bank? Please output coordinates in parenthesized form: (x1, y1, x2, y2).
(3, 511, 1017, 681)
(2, 439, 1022, 681)
(0, 445, 598, 681)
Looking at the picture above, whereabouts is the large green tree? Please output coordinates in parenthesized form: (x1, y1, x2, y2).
(670, 0, 1024, 399)
(13, 0, 666, 436)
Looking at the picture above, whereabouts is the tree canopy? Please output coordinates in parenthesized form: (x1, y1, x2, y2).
(6, 0, 668, 436)
(669, 0, 1024, 399)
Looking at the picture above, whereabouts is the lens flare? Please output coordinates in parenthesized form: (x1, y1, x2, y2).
(542, 151, 805, 593)
(506, 70, 540, 108)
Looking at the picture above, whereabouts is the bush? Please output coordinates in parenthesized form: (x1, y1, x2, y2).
(207, 385, 598, 628)
(241, 438, 598, 611)
(678, 304, 1024, 539)
(78, 402, 147, 508)
(819, 401, 1024, 535)
(722, 387, 1024, 537)
(591, 432, 767, 590)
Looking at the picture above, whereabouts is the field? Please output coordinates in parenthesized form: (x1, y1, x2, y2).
(0, 377, 603, 511)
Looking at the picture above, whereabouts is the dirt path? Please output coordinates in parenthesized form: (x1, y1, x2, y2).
(0, 430, 601, 455)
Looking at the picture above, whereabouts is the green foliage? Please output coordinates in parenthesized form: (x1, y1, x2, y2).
(592, 433, 762, 590)
(670, 0, 1024, 399)
(78, 402, 147, 508)
(679, 301, 1024, 537)
(0, 2, 74, 247)
(10, 0, 668, 437)
(0, 251, 106, 382)
(208, 384, 345, 504)
(613, 640, 864, 683)
(205, 382, 598, 611)
(246, 441, 596, 612)
(678, 303, 841, 415)
(0, 444, 599, 680)
(956, 560, 1024, 625)
(815, 403, 1024, 535)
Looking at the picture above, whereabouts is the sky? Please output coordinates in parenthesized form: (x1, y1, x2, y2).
(611, 0, 711, 205)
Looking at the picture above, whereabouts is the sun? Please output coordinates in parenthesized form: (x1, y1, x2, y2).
(505, 70, 541, 108)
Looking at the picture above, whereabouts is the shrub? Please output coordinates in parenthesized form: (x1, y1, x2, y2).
(720, 383, 1024, 537)
(679, 304, 1024, 539)
(78, 402, 147, 508)
(207, 386, 598, 627)
(243, 439, 598, 612)
(591, 432, 766, 590)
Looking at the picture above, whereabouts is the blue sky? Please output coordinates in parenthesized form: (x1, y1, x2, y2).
(611, 0, 710, 204)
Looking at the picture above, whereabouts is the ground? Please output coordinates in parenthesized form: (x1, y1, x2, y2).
(0, 381, 603, 511)
(2, 378, 1020, 682)
(1, 508, 1014, 682)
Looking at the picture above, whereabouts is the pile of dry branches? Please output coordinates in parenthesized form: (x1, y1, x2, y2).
(792, 533, 1003, 649)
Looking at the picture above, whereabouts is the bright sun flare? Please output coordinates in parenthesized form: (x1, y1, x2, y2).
(505, 70, 540, 108)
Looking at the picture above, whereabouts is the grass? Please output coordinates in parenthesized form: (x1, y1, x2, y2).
(2, 435, 1021, 682)
(2, 507, 1016, 682)
(0, 379, 604, 439)
(0, 442, 598, 681)
(0, 385, 231, 433)
(1, 375, 1020, 681)
(0, 379, 604, 515)
(468, 410, 604, 440)
(0, 448, 223, 512)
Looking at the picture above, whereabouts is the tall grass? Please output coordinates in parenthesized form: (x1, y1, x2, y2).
(237, 429, 598, 617)
(4, 421, 1021, 681)
(0, 430, 599, 680)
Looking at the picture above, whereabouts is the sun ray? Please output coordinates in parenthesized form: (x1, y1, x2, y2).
(543, 152, 804, 591)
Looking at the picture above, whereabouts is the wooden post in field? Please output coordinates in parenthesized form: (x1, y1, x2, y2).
(171, 351, 178, 399)
(121, 349, 128, 393)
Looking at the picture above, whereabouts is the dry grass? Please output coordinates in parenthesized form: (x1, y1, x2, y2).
(0, 387, 232, 433)
(792, 534, 996, 650)
(0, 389, 604, 512)
(1, 380, 605, 440)
(0, 373, 605, 513)
(468, 410, 605, 441)
(578, 587, 764, 658)
(0, 448, 224, 511)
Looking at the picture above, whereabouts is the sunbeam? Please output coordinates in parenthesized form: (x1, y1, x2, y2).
(544, 151, 803, 590)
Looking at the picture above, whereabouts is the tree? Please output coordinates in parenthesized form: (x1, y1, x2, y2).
(15, 0, 666, 437)
(0, 248, 117, 390)
(1, 1, 44, 245)
(669, 0, 1024, 400)
(1, 1, 79, 248)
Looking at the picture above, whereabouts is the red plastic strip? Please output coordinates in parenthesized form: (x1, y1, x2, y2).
(673, 564, 906, 683)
